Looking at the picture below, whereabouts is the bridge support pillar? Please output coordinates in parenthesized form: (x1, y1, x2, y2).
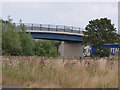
(58, 42, 84, 57)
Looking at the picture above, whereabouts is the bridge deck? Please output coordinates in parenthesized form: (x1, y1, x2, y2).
(16, 23, 84, 42)
(16, 23, 84, 35)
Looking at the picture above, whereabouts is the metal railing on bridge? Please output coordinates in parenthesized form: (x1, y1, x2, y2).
(15, 23, 84, 34)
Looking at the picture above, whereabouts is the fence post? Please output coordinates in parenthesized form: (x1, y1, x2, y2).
(79, 28, 80, 33)
(56, 25, 58, 31)
(63, 57, 65, 64)
(79, 57, 82, 63)
(71, 27, 73, 33)
(64, 26, 65, 32)
(48, 25, 50, 31)
(31, 24, 33, 30)
(40, 24, 42, 30)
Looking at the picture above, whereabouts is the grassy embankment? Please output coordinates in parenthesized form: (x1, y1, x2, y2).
(2, 56, 118, 88)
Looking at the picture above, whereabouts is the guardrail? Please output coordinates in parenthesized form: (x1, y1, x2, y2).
(15, 23, 84, 34)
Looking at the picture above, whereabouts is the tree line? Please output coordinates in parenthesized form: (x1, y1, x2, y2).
(1, 17, 120, 57)
(1, 16, 60, 57)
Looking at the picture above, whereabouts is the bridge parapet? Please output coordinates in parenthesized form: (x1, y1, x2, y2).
(15, 23, 84, 34)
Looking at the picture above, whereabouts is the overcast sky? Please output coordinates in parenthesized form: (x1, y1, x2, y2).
(2, 2, 118, 31)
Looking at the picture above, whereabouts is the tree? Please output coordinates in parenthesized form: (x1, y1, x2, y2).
(49, 46, 59, 57)
(19, 23, 35, 56)
(116, 34, 120, 44)
(2, 17, 35, 56)
(0, 20, 2, 56)
(2, 16, 60, 57)
(34, 40, 60, 57)
(34, 40, 46, 56)
(83, 18, 118, 57)
(42, 40, 60, 57)
(2, 17, 22, 55)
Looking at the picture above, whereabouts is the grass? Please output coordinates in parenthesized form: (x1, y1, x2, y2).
(0, 56, 2, 86)
(2, 56, 118, 88)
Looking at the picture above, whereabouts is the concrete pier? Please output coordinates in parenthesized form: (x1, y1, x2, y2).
(58, 42, 84, 57)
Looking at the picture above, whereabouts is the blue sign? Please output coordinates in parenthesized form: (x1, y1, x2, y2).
(91, 44, 120, 55)
(105, 44, 120, 55)
(83, 44, 120, 56)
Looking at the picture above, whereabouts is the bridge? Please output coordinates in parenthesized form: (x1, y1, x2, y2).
(16, 23, 84, 42)
(16, 23, 85, 57)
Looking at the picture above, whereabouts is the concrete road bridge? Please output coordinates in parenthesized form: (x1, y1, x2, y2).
(16, 23, 85, 42)
(16, 23, 85, 57)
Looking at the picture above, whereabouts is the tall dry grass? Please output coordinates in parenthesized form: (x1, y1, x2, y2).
(2, 56, 118, 88)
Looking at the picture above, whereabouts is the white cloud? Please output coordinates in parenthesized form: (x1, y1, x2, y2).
(0, 0, 119, 2)
(2, 2, 118, 30)
(0, 3, 2, 19)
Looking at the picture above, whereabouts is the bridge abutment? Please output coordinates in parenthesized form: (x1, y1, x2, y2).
(58, 42, 84, 57)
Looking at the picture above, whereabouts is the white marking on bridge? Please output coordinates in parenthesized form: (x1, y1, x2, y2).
(26, 30, 84, 36)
